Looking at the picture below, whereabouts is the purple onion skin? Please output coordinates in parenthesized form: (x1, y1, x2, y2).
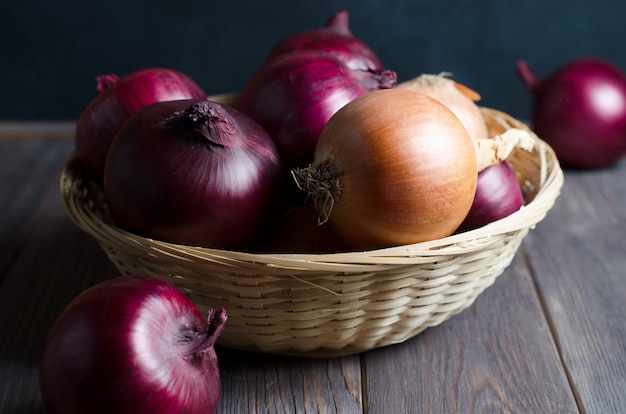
(75, 68, 207, 180)
(457, 162, 524, 232)
(104, 99, 284, 249)
(266, 8, 383, 71)
(40, 275, 228, 414)
(517, 58, 626, 168)
(239, 49, 397, 168)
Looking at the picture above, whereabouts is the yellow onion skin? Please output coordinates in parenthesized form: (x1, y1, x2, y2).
(310, 89, 477, 250)
(397, 74, 488, 141)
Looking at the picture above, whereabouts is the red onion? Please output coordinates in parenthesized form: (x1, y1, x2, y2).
(75, 68, 206, 179)
(104, 99, 283, 249)
(239, 50, 397, 168)
(266, 8, 383, 71)
(517, 58, 626, 168)
(40, 275, 228, 414)
(257, 204, 350, 253)
(456, 161, 524, 232)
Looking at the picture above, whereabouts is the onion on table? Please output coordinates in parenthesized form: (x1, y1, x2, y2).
(40, 275, 227, 414)
(74, 68, 206, 180)
(517, 58, 626, 168)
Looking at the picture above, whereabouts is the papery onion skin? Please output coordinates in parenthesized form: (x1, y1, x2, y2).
(239, 49, 397, 169)
(397, 73, 488, 141)
(295, 89, 477, 250)
(39, 275, 227, 414)
(456, 161, 524, 232)
(75, 68, 206, 180)
(517, 58, 626, 168)
(266, 8, 383, 71)
(104, 99, 283, 249)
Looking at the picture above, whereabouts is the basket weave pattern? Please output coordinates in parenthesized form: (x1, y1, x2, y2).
(60, 106, 563, 357)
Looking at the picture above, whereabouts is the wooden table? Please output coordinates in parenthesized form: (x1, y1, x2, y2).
(1, 123, 624, 413)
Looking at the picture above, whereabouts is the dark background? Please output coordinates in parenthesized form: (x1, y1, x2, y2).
(1, 0, 624, 121)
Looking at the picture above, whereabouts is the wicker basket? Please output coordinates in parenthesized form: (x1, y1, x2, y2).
(59, 99, 564, 357)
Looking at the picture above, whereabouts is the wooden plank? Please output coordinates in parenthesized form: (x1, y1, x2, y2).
(0, 178, 119, 412)
(362, 252, 579, 413)
(0, 139, 73, 279)
(522, 159, 626, 414)
(216, 348, 362, 413)
(0, 122, 75, 140)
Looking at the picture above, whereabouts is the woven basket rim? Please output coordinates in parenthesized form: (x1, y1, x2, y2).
(59, 106, 564, 267)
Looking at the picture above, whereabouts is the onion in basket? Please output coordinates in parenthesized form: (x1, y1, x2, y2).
(75, 68, 206, 180)
(396, 72, 488, 141)
(265, 8, 384, 71)
(456, 161, 524, 232)
(104, 99, 283, 249)
(293, 88, 477, 250)
(257, 204, 350, 253)
(238, 49, 396, 169)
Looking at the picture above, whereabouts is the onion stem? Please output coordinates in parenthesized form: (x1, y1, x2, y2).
(95, 74, 119, 92)
(474, 128, 536, 172)
(183, 102, 232, 149)
(186, 308, 228, 367)
(516, 60, 541, 91)
(205, 308, 228, 349)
